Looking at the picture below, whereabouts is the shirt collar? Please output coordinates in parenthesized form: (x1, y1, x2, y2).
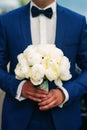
(30, 1, 56, 15)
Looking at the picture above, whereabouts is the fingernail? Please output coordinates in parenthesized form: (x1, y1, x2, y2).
(43, 95, 46, 97)
(39, 107, 42, 110)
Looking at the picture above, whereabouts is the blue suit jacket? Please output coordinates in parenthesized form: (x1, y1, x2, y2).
(0, 2, 87, 130)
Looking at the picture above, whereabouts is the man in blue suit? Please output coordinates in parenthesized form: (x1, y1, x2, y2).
(0, 0, 87, 130)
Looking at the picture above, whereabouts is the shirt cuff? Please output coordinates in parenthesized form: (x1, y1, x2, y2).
(57, 86, 69, 108)
(15, 80, 26, 101)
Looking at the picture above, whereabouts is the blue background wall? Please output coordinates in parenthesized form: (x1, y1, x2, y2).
(57, 0, 87, 19)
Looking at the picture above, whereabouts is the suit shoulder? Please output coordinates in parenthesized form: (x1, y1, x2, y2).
(0, 3, 30, 20)
(59, 5, 86, 20)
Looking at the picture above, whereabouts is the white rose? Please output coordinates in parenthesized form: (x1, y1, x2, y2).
(24, 45, 37, 55)
(45, 61, 59, 81)
(59, 56, 72, 80)
(54, 78, 63, 88)
(60, 56, 70, 70)
(37, 44, 55, 59)
(25, 52, 42, 66)
(30, 78, 43, 86)
(59, 70, 72, 81)
(30, 64, 45, 85)
(16, 53, 30, 79)
(51, 47, 63, 58)
(15, 64, 25, 80)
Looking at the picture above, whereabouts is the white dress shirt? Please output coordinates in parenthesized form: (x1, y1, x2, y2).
(31, 1, 56, 45)
(16, 1, 69, 107)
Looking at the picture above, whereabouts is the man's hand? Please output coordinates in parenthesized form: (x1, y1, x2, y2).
(38, 89, 65, 111)
(21, 81, 48, 102)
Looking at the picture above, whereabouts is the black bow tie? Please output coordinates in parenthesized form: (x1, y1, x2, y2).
(31, 6, 53, 19)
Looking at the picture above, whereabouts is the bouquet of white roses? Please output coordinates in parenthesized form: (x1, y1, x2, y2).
(15, 44, 72, 91)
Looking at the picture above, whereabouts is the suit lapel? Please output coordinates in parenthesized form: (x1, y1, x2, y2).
(55, 4, 65, 49)
(20, 2, 32, 47)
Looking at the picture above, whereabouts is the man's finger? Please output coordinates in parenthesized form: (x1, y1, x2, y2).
(39, 100, 56, 111)
(28, 95, 42, 102)
(27, 91, 47, 98)
(38, 96, 54, 106)
(36, 88, 48, 94)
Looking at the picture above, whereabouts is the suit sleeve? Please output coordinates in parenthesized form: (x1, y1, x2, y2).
(63, 16, 87, 106)
(0, 16, 22, 97)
